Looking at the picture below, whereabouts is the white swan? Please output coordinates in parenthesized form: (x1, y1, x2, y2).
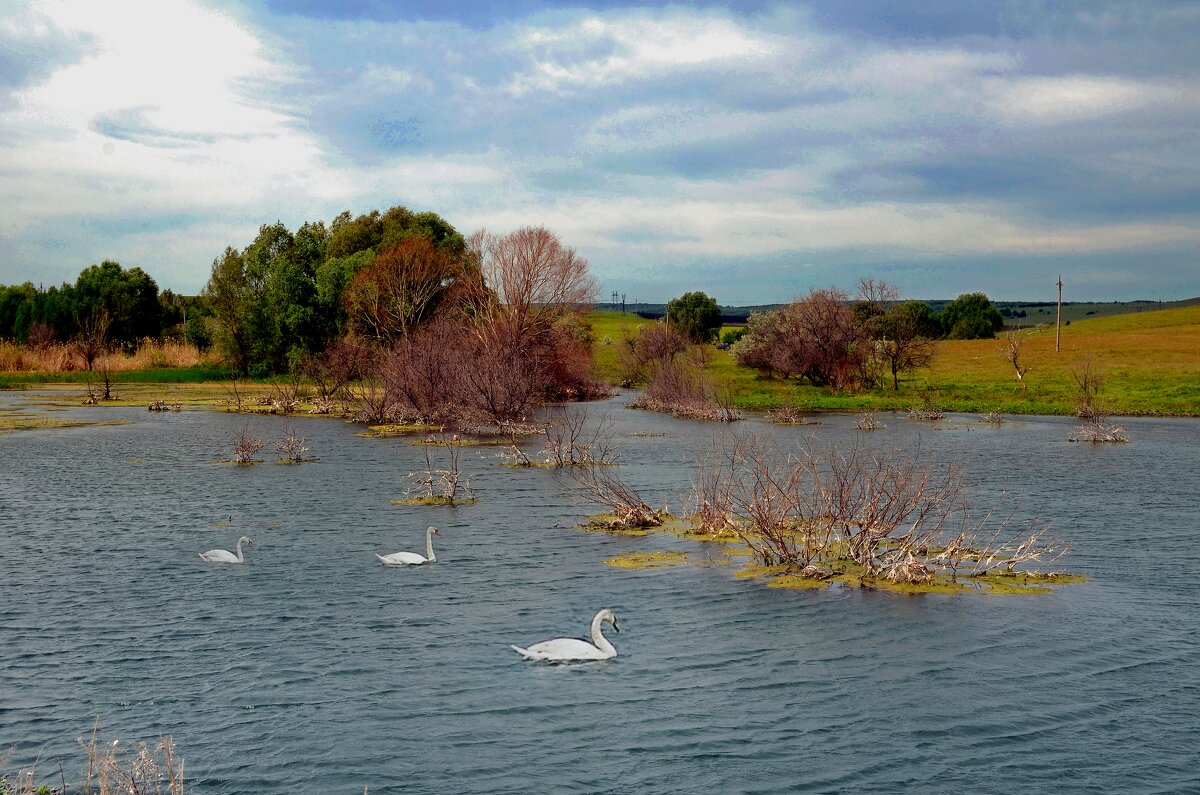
(199, 535, 253, 564)
(376, 526, 441, 566)
(511, 608, 620, 662)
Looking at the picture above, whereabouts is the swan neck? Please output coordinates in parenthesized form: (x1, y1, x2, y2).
(590, 614, 615, 656)
(425, 529, 436, 562)
(235, 538, 244, 562)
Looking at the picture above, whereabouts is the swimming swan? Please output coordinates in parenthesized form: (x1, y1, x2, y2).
(511, 608, 620, 662)
(376, 526, 441, 566)
(200, 536, 253, 564)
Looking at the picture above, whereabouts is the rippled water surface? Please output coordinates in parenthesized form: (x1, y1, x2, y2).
(2, 392, 1198, 793)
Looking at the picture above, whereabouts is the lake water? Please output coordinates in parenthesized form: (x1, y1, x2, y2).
(2, 392, 1198, 793)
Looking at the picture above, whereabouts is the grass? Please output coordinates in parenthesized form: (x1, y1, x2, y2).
(3, 304, 1195, 419)
(584, 304, 1200, 417)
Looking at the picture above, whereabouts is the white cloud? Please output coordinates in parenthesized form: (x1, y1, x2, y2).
(507, 11, 778, 95)
(985, 75, 1181, 125)
(0, 0, 346, 239)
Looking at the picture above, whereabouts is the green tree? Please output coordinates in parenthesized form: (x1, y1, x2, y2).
(875, 301, 937, 390)
(73, 261, 162, 347)
(666, 291, 722, 343)
(203, 246, 254, 372)
(939, 292, 1003, 340)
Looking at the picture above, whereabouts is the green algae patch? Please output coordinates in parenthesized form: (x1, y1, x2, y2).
(390, 496, 479, 506)
(966, 570, 1087, 595)
(0, 416, 129, 434)
(275, 457, 321, 464)
(356, 423, 440, 438)
(604, 550, 689, 570)
(735, 563, 790, 580)
(656, 515, 741, 544)
(856, 576, 972, 595)
(411, 436, 510, 447)
(767, 573, 831, 590)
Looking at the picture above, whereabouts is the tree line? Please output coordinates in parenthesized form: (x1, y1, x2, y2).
(0, 261, 195, 350)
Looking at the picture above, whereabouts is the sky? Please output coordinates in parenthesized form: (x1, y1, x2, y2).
(1, 0, 1197, 304)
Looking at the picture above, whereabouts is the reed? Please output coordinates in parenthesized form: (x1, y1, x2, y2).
(0, 721, 183, 795)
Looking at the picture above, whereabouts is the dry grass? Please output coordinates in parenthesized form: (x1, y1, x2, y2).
(0, 340, 207, 373)
(0, 721, 183, 795)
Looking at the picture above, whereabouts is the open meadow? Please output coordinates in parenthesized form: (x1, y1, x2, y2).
(589, 303, 1200, 417)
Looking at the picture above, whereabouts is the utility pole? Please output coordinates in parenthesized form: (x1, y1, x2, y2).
(1055, 274, 1063, 352)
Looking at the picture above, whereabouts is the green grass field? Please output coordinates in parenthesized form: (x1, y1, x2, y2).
(585, 304, 1200, 417)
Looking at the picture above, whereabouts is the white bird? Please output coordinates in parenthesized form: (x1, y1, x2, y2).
(511, 608, 621, 662)
(199, 536, 253, 564)
(376, 526, 441, 566)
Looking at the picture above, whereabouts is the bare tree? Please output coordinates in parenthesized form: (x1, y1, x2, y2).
(876, 305, 936, 391)
(384, 313, 470, 424)
(734, 288, 865, 389)
(617, 322, 692, 385)
(539, 406, 617, 467)
(478, 225, 600, 349)
(1071, 355, 1105, 420)
(275, 425, 311, 462)
(689, 434, 1065, 585)
(232, 423, 266, 463)
(572, 461, 664, 528)
(74, 309, 110, 372)
(1000, 329, 1031, 395)
(300, 336, 370, 409)
(404, 435, 475, 504)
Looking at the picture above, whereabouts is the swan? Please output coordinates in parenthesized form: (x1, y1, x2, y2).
(376, 526, 441, 566)
(511, 608, 620, 662)
(199, 535, 253, 564)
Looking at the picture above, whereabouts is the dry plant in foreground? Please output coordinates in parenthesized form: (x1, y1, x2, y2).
(1, 720, 183, 795)
(1069, 420, 1130, 443)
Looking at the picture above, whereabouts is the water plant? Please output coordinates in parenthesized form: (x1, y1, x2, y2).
(231, 423, 266, 464)
(683, 433, 1071, 592)
(395, 434, 476, 505)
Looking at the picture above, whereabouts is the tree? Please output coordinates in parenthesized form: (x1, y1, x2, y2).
(344, 236, 474, 346)
(478, 226, 599, 348)
(73, 261, 162, 348)
(666, 291, 722, 343)
(939, 292, 1003, 339)
(1000, 329, 1031, 396)
(74, 308, 110, 372)
(733, 288, 864, 388)
(203, 247, 254, 373)
(853, 281, 936, 391)
(875, 301, 936, 390)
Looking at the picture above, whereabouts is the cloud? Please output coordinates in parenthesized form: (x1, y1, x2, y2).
(505, 11, 779, 95)
(0, 0, 1197, 303)
(986, 75, 1186, 125)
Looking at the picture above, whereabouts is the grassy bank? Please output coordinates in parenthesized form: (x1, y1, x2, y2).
(2, 305, 1195, 418)
(586, 304, 1200, 417)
